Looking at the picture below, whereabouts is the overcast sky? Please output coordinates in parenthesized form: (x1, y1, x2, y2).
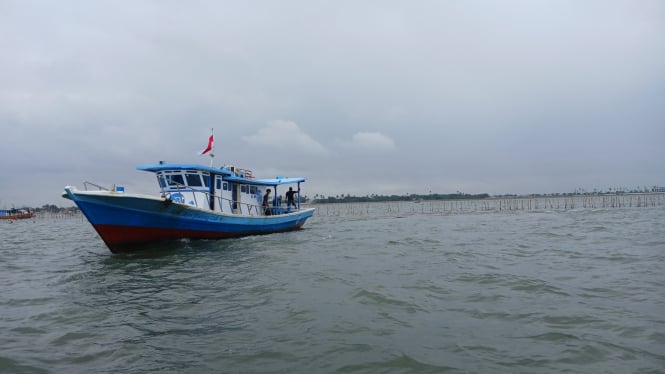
(1, 0, 664, 207)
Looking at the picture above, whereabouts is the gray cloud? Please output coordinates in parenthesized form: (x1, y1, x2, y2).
(1, 0, 664, 206)
(242, 120, 328, 155)
(341, 132, 396, 152)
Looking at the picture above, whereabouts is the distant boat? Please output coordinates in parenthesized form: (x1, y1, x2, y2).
(0, 209, 34, 220)
(63, 161, 315, 253)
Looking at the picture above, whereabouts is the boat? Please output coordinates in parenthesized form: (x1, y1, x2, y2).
(0, 209, 34, 220)
(62, 161, 315, 253)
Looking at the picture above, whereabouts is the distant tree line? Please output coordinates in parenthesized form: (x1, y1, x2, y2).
(31, 204, 80, 214)
(17, 185, 663, 209)
(311, 192, 490, 204)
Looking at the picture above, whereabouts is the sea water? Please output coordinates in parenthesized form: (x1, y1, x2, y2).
(1, 203, 664, 373)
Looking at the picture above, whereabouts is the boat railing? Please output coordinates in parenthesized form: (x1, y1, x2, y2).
(214, 196, 299, 216)
(216, 196, 265, 215)
(160, 186, 299, 216)
(84, 181, 110, 191)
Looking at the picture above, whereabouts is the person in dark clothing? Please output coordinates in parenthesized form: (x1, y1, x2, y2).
(285, 187, 299, 208)
(263, 188, 272, 215)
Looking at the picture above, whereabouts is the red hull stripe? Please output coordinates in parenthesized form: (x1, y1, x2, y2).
(0, 213, 34, 220)
(92, 223, 304, 252)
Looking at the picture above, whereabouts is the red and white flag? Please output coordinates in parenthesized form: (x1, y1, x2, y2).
(200, 134, 214, 155)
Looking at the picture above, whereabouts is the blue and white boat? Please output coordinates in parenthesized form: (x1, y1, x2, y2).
(63, 161, 315, 253)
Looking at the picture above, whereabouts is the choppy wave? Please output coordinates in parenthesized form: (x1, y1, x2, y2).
(1, 206, 664, 373)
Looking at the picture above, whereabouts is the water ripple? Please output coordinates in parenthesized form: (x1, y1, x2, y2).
(2, 206, 664, 372)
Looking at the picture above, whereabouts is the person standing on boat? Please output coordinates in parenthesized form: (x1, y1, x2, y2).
(286, 187, 299, 208)
(263, 188, 272, 215)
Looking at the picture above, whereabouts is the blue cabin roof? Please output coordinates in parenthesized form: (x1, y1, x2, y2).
(136, 163, 233, 175)
(224, 175, 305, 186)
(136, 162, 305, 186)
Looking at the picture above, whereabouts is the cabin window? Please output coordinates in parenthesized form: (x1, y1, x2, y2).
(186, 173, 203, 187)
(240, 185, 248, 193)
(202, 173, 210, 188)
(250, 186, 257, 195)
(158, 175, 167, 188)
(223, 182, 229, 191)
(167, 174, 184, 187)
(216, 178, 222, 190)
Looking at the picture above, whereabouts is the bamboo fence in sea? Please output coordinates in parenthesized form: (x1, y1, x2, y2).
(34, 212, 84, 220)
(15, 193, 665, 220)
(312, 193, 665, 217)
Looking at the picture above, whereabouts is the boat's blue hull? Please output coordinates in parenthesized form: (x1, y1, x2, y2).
(64, 187, 315, 252)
